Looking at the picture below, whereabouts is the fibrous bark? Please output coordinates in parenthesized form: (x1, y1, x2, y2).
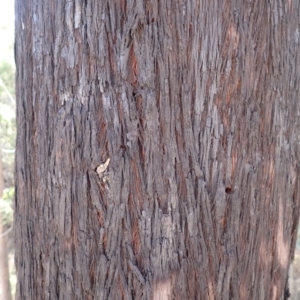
(15, 0, 300, 299)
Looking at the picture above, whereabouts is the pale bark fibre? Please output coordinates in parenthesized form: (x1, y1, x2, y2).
(15, 0, 300, 299)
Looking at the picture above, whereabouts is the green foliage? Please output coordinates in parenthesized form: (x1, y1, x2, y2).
(0, 60, 16, 151)
(0, 5, 16, 297)
(0, 60, 15, 96)
(0, 187, 14, 225)
(0, 58, 16, 229)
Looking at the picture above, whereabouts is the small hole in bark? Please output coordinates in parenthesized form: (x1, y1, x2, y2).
(225, 187, 233, 194)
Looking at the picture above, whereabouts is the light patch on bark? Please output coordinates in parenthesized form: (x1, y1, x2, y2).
(277, 200, 289, 268)
(65, 2, 73, 33)
(153, 278, 172, 300)
(74, 0, 81, 29)
(96, 158, 110, 175)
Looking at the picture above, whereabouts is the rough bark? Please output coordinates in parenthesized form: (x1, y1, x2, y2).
(0, 149, 12, 300)
(15, 0, 300, 299)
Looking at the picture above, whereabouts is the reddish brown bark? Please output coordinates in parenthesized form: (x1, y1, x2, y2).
(15, 0, 300, 299)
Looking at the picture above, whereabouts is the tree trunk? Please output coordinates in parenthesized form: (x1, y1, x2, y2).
(15, 0, 300, 299)
(0, 149, 12, 300)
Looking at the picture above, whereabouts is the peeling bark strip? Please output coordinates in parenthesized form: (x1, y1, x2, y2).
(15, 0, 300, 299)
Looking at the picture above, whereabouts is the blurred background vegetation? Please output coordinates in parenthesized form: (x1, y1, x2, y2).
(0, 1, 299, 300)
(0, 1, 16, 299)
